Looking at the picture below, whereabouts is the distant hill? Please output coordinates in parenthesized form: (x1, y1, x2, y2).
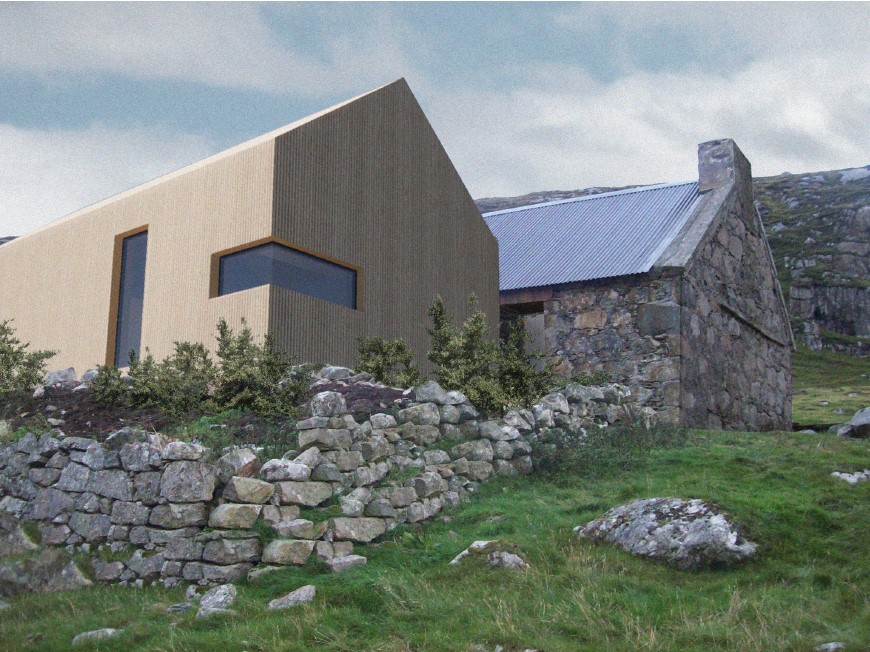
(475, 164, 870, 355)
(0, 236, 15, 246)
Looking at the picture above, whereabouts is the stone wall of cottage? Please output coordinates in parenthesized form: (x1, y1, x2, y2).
(1, 371, 652, 591)
(537, 272, 684, 424)
(680, 177, 792, 431)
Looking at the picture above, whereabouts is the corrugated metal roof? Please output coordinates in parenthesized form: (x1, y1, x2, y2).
(483, 181, 702, 291)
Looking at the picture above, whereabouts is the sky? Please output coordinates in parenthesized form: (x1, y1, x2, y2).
(1, 2, 868, 235)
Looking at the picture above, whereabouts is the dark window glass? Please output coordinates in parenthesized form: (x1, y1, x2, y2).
(218, 242, 357, 309)
(114, 231, 148, 366)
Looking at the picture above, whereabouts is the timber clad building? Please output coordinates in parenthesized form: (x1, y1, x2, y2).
(0, 80, 499, 374)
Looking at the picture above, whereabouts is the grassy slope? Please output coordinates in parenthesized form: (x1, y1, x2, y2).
(792, 347, 869, 426)
(1, 430, 868, 652)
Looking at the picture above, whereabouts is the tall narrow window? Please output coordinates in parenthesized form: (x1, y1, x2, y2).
(114, 231, 148, 366)
(217, 241, 358, 309)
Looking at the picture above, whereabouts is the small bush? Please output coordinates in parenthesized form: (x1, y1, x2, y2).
(427, 295, 554, 414)
(570, 369, 611, 385)
(497, 319, 556, 409)
(92, 318, 310, 419)
(213, 318, 307, 416)
(356, 336, 421, 388)
(0, 319, 56, 400)
(532, 419, 688, 477)
(90, 364, 127, 406)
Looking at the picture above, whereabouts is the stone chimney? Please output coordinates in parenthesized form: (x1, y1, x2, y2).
(697, 139, 752, 193)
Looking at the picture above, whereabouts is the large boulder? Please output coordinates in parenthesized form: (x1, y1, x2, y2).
(575, 497, 757, 571)
(0, 549, 92, 597)
(835, 407, 870, 438)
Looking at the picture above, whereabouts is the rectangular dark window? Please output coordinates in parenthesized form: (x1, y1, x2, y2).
(218, 242, 357, 309)
(114, 231, 148, 366)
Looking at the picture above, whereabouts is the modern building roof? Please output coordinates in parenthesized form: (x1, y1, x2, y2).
(482, 181, 702, 292)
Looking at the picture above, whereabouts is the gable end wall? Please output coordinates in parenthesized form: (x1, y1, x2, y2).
(680, 184, 792, 430)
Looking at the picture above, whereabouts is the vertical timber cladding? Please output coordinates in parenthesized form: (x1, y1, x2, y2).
(268, 79, 500, 371)
(0, 136, 276, 373)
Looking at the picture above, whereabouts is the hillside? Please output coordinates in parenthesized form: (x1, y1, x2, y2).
(475, 164, 870, 355)
(1, 429, 867, 651)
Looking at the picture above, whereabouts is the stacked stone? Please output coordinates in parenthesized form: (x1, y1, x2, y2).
(521, 382, 656, 437)
(1, 366, 661, 589)
(0, 427, 220, 588)
(250, 380, 537, 552)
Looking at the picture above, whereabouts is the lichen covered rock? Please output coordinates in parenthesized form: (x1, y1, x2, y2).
(575, 497, 756, 570)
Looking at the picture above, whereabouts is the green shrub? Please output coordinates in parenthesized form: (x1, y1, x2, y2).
(92, 318, 310, 419)
(214, 318, 310, 416)
(0, 319, 55, 400)
(356, 336, 421, 388)
(569, 369, 611, 385)
(497, 319, 556, 408)
(426, 295, 553, 414)
(532, 418, 688, 477)
(90, 364, 127, 406)
(125, 343, 216, 417)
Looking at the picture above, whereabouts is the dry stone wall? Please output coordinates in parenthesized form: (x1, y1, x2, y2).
(1, 368, 651, 591)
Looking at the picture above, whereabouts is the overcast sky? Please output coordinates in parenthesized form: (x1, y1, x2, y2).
(1, 2, 868, 235)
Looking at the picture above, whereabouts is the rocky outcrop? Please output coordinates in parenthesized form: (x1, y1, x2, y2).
(575, 497, 757, 571)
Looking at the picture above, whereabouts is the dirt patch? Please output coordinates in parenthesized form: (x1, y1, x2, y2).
(2, 385, 171, 439)
(3, 378, 415, 442)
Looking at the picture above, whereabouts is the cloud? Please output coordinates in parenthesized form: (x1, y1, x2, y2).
(553, 3, 869, 75)
(0, 3, 415, 96)
(0, 124, 215, 235)
(427, 49, 870, 198)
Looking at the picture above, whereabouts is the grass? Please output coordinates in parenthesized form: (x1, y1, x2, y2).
(792, 347, 869, 426)
(1, 429, 867, 651)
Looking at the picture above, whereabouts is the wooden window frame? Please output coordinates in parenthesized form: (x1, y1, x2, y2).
(209, 237, 364, 310)
(105, 225, 149, 367)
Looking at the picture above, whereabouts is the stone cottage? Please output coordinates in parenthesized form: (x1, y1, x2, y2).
(484, 140, 793, 431)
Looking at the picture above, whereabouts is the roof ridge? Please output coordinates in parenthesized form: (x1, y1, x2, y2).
(11, 79, 407, 242)
(482, 180, 698, 218)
